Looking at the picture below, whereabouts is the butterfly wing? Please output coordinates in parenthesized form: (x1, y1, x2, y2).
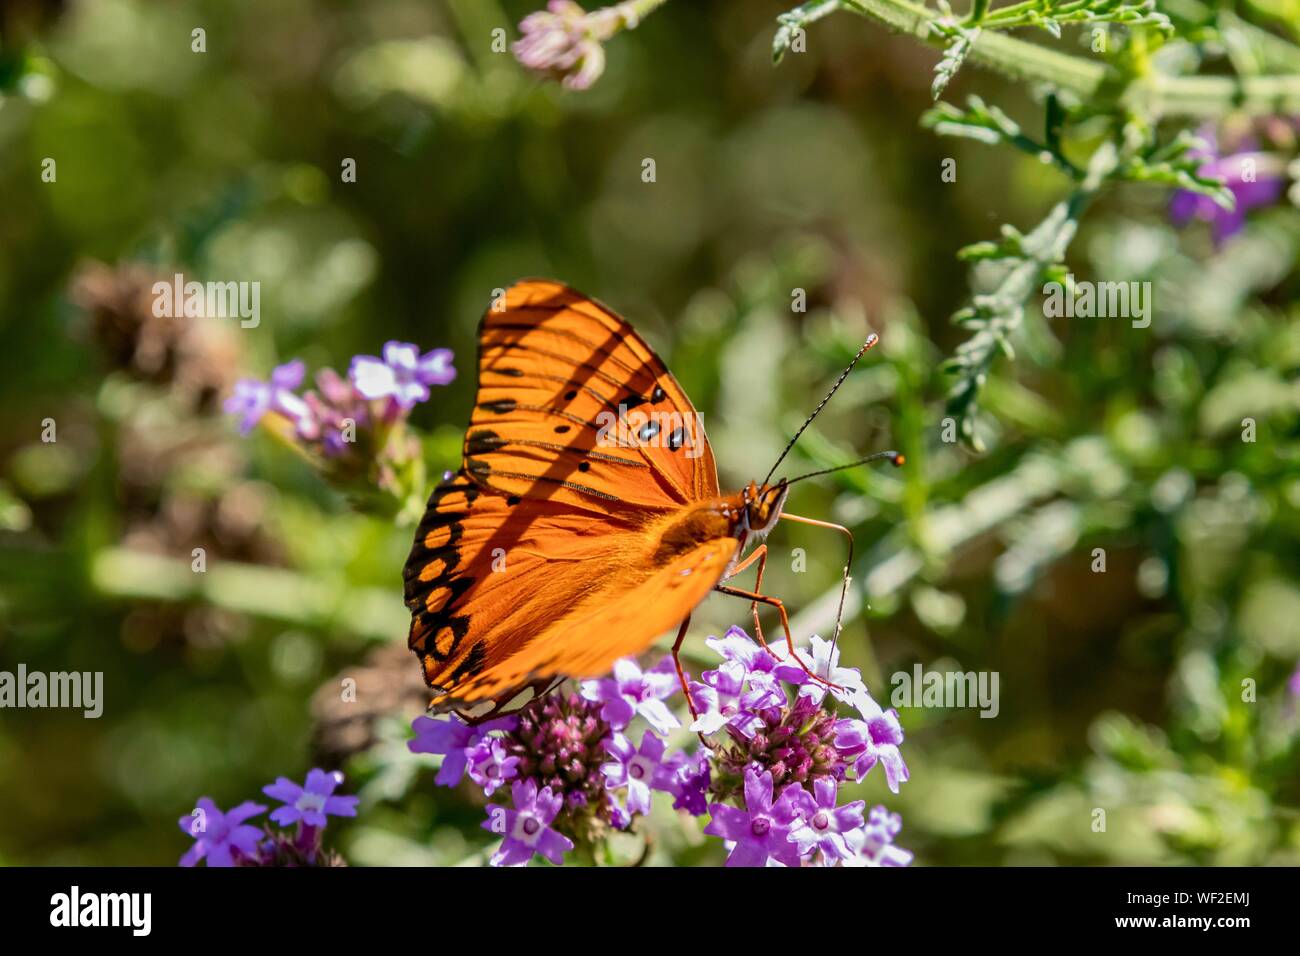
(467, 278, 719, 510)
(405, 280, 729, 713)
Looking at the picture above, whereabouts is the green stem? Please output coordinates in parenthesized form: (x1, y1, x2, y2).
(943, 140, 1117, 450)
(837, 0, 1300, 116)
(90, 547, 409, 640)
(620, 0, 674, 23)
(844, 0, 1108, 92)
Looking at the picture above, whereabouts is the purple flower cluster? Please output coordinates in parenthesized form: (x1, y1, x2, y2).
(179, 768, 358, 867)
(692, 629, 910, 866)
(223, 341, 454, 458)
(412, 626, 912, 868)
(411, 681, 694, 865)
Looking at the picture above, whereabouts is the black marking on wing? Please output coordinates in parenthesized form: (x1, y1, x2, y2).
(404, 477, 483, 664)
(465, 458, 622, 502)
(465, 429, 648, 467)
(450, 641, 488, 683)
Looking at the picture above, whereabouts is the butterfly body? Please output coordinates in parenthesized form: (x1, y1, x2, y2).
(649, 481, 786, 566)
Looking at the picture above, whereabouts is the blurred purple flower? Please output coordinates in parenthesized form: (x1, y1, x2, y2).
(263, 769, 358, 829)
(580, 656, 680, 734)
(350, 341, 455, 410)
(300, 367, 372, 455)
(514, 2, 624, 91)
(178, 797, 266, 867)
(703, 767, 803, 868)
(223, 359, 310, 435)
(484, 779, 575, 867)
(1170, 124, 1287, 245)
(844, 805, 913, 867)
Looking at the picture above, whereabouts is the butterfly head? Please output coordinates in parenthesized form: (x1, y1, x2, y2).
(740, 480, 790, 540)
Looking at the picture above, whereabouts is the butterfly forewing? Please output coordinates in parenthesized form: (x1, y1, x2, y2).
(469, 279, 719, 510)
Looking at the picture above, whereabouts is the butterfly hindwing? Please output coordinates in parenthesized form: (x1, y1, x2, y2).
(404, 472, 737, 712)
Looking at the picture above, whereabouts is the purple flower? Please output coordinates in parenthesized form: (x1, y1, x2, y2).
(600, 731, 674, 815)
(262, 769, 359, 829)
(1170, 125, 1287, 245)
(706, 626, 785, 684)
(350, 341, 455, 409)
(514, 2, 627, 91)
(604, 793, 632, 830)
(703, 767, 803, 867)
(1288, 662, 1300, 698)
(836, 697, 910, 793)
(223, 360, 310, 435)
(844, 805, 913, 867)
(409, 714, 516, 787)
(177, 798, 267, 867)
(766, 634, 869, 708)
(688, 628, 787, 736)
(688, 662, 757, 735)
(789, 777, 866, 863)
(663, 748, 711, 817)
(466, 738, 521, 796)
(483, 779, 575, 867)
(300, 367, 371, 455)
(580, 656, 680, 734)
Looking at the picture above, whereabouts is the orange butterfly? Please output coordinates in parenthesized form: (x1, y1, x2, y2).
(403, 279, 901, 722)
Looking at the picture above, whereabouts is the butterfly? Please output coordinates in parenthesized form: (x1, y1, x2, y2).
(402, 279, 901, 722)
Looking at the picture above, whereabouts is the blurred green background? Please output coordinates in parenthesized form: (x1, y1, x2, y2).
(1, 0, 1298, 865)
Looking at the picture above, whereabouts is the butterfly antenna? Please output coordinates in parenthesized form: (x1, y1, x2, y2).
(761, 333, 881, 487)
(784, 449, 905, 485)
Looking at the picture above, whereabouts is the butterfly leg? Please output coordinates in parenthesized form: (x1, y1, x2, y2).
(713, 584, 838, 690)
(780, 512, 855, 652)
(723, 544, 769, 644)
(670, 613, 699, 722)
